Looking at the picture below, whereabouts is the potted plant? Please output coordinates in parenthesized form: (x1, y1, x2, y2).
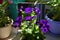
(20, 7, 45, 40)
(44, 0, 60, 34)
(20, 18, 45, 40)
(13, 5, 46, 40)
(0, 1, 12, 38)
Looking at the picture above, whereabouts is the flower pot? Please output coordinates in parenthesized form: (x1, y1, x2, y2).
(0, 24, 12, 38)
(45, 15, 60, 34)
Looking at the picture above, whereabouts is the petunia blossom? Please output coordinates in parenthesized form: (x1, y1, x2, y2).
(24, 16, 32, 21)
(40, 26, 48, 33)
(39, 19, 50, 33)
(13, 22, 20, 28)
(13, 16, 22, 28)
(40, 19, 48, 24)
(24, 7, 32, 14)
(34, 7, 41, 15)
(15, 16, 22, 22)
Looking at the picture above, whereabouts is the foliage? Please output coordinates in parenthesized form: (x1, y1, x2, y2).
(20, 18, 45, 40)
(46, 0, 60, 20)
(0, 1, 11, 27)
(13, 6, 45, 40)
(14, 6, 45, 40)
(38, 0, 60, 21)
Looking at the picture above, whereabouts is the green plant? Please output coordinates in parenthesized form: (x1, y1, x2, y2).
(46, 0, 60, 21)
(20, 18, 45, 40)
(0, 1, 12, 27)
(17, 7, 45, 40)
(38, 0, 60, 21)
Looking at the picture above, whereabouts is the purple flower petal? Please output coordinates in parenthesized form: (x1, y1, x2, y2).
(39, 24, 43, 28)
(15, 17, 20, 21)
(40, 19, 48, 24)
(13, 22, 20, 28)
(39, 19, 50, 33)
(32, 8, 34, 11)
(40, 26, 48, 33)
(24, 16, 32, 21)
(45, 23, 50, 30)
(15, 16, 22, 22)
(34, 7, 41, 15)
(24, 7, 32, 14)
(13, 16, 22, 28)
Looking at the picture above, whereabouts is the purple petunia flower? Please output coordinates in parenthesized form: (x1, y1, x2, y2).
(24, 7, 32, 14)
(34, 7, 41, 15)
(15, 16, 22, 22)
(45, 23, 50, 30)
(39, 24, 43, 28)
(13, 22, 20, 28)
(15, 17, 20, 21)
(32, 8, 34, 11)
(24, 16, 32, 21)
(40, 19, 48, 24)
(40, 26, 48, 33)
(13, 16, 22, 28)
(39, 19, 50, 33)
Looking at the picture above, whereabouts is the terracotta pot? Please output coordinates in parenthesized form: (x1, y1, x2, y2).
(0, 24, 12, 38)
